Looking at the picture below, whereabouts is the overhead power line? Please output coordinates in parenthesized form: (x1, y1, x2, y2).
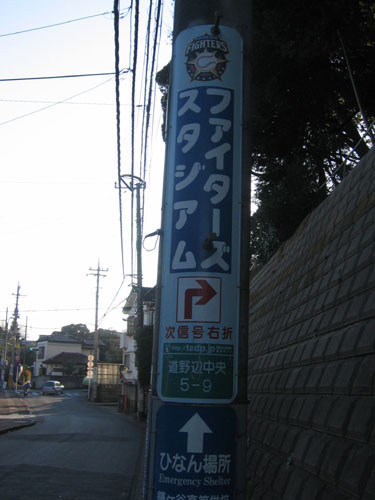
(1, 308, 99, 313)
(0, 74, 119, 127)
(0, 9, 130, 38)
(130, 0, 141, 280)
(0, 98, 129, 106)
(141, 0, 163, 183)
(98, 275, 127, 325)
(0, 72, 115, 82)
(113, 0, 126, 278)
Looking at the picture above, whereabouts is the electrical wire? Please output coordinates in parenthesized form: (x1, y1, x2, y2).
(137, 1, 154, 241)
(147, 0, 166, 178)
(0, 98, 129, 106)
(1, 308, 98, 313)
(0, 72, 115, 82)
(0, 74, 117, 127)
(130, 0, 140, 279)
(113, 0, 126, 278)
(98, 275, 127, 325)
(0, 9, 130, 38)
(142, 0, 162, 183)
(139, 0, 153, 182)
(114, 0, 168, 291)
(140, 0, 163, 226)
(132, 1, 164, 228)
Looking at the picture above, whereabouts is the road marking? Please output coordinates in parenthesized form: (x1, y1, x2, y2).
(28, 391, 86, 397)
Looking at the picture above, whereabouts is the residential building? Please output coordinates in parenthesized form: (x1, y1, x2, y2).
(35, 333, 99, 376)
(121, 286, 156, 382)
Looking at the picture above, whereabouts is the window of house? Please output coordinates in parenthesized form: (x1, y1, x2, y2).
(127, 316, 135, 336)
(38, 346, 45, 359)
(124, 354, 131, 371)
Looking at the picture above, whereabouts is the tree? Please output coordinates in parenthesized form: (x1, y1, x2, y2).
(57, 324, 90, 341)
(20, 344, 37, 368)
(97, 329, 122, 363)
(251, 0, 375, 264)
(155, 61, 170, 142)
(0, 325, 5, 359)
(156, 2, 375, 265)
(134, 326, 153, 388)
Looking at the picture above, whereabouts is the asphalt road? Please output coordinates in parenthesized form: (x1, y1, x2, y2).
(0, 391, 146, 500)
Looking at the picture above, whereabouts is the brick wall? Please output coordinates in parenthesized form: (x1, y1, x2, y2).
(247, 149, 375, 499)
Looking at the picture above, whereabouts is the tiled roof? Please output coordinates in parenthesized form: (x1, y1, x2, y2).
(38, 335, 80, 344)
(37, 334, 103, 346)
(43, 352, 88, 365)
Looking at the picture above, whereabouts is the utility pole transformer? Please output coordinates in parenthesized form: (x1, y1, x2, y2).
(145, 1, 251, 499)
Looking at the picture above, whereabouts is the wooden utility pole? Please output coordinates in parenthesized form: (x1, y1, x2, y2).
(88, 261, 108, 400)
(145, 1, 251, 498)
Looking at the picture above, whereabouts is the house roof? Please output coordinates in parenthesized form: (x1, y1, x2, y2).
(37, 334, 103, 346)
(43, 352, 88, 365)
(82, 338, 104, 347)
(123, 285, 156, 313)
(38, 334, 81, 344)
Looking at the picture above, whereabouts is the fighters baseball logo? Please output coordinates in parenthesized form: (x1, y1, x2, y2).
(185, 33, 229, 82)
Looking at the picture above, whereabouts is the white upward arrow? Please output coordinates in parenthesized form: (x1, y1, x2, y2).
(179, 413, 213, 453)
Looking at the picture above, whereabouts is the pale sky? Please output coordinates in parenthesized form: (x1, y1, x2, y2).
(0, 0, 174, 339)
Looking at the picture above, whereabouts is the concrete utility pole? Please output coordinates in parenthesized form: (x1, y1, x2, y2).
(88, 261, 108, 400)
(145, 1, 251, 498)
(119, 174, 146, 328)
(136, 181, 144, 328)
(0, 308, 9, 391)
(8, 283, 25, 389)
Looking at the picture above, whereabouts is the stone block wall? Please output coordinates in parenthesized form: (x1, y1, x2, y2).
(247, 149, 375, 499)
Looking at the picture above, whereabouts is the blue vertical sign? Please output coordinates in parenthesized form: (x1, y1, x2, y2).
(157, 25, 243, 404)
(153, 405, 237, 499)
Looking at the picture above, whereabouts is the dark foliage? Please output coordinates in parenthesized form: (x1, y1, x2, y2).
(155, 2, 375, 267)
(134, 325, 153, 388)
(251, 0, 375, 265)
(53, 324, 122, 363)
(58, 323, 90, 341)
(97, 329, 122, 363)
(156, 61, 170, 142)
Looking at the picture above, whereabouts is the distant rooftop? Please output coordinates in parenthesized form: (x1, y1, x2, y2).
(123, 285, 156, 313)
(44, 352, 88, 365)
(38, 333, 103, 346)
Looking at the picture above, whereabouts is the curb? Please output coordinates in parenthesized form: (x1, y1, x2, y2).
(0, 419, 36, 435)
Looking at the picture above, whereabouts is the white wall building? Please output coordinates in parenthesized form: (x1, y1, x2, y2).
(35, 333, 96, 376)
(121, 286, 155, 383)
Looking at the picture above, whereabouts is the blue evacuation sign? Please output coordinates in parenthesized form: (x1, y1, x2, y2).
(153, 405, 237, 499)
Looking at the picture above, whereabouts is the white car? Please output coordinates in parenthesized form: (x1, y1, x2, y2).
(42, 380, 64, 395)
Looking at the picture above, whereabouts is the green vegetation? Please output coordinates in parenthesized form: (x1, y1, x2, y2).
(156, 1, 375, 267)
(251, 0, 375, 265)
(134, 325, 153, 388)
(53, 324, 122, 363)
